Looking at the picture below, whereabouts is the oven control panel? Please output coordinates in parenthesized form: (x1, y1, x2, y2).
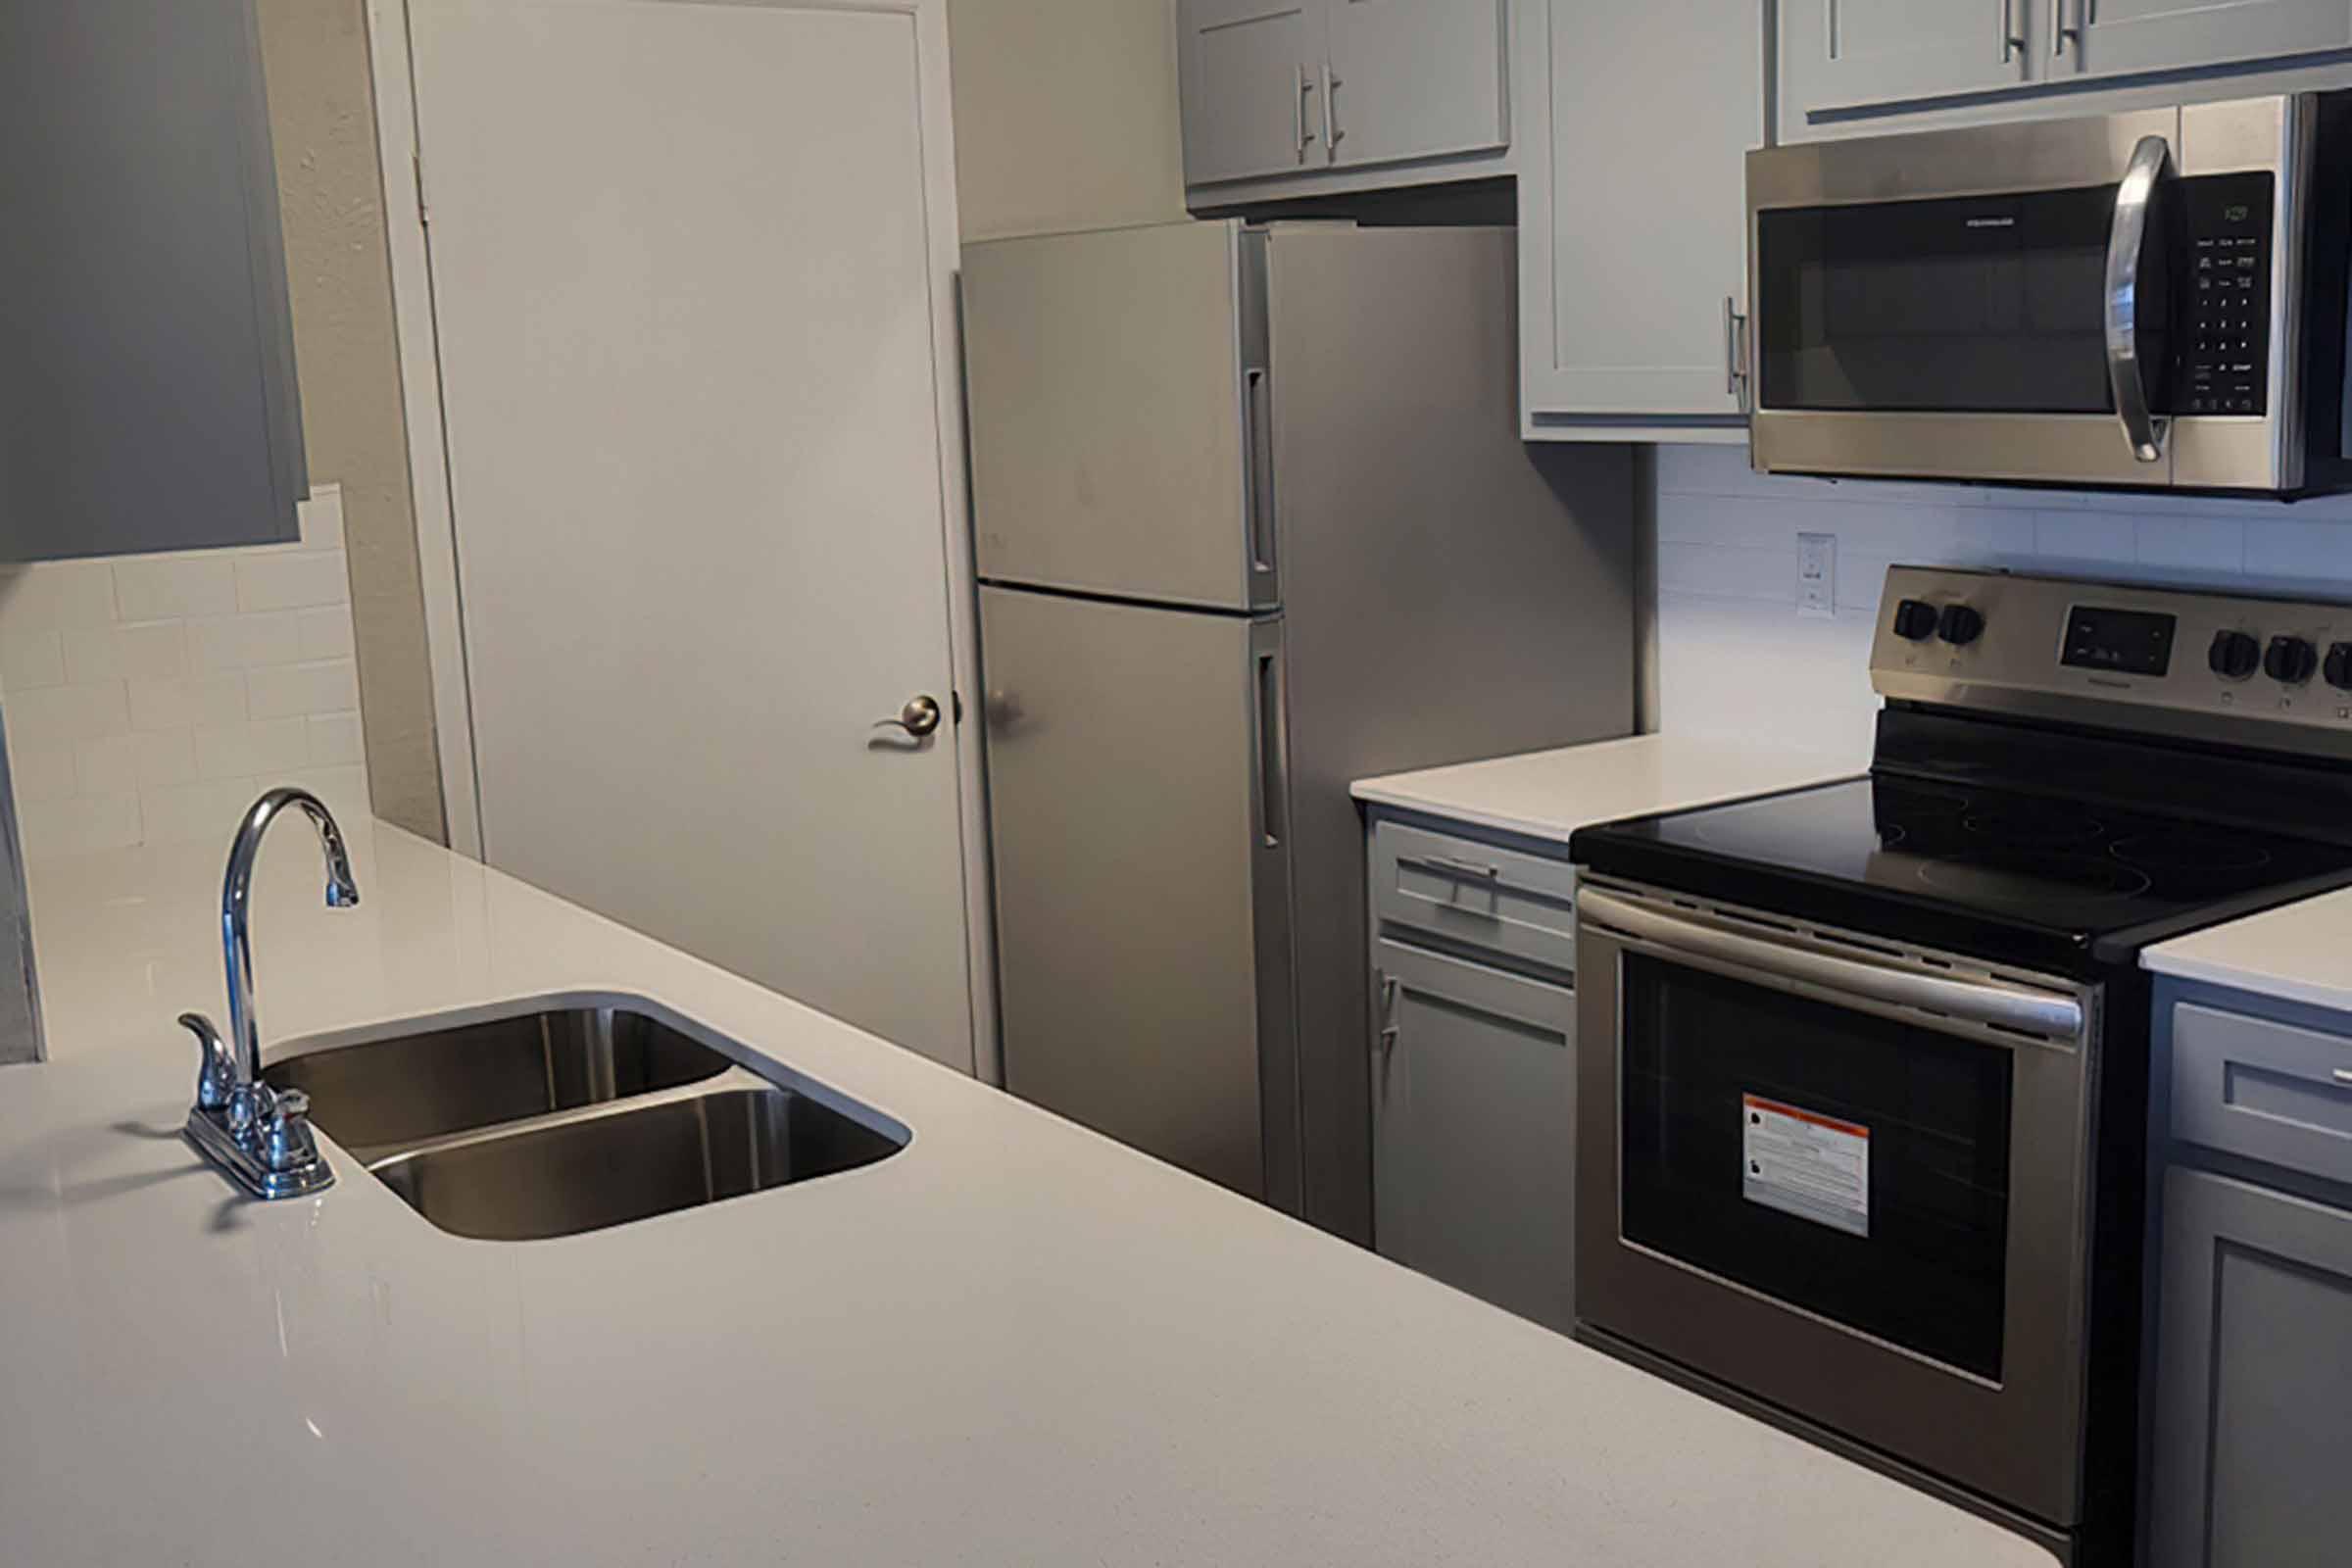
(1873, 565, 2352, 755)
(2176, 172, 2275, 417)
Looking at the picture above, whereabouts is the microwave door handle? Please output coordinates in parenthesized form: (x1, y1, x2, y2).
(2105, 134, 2172, 465)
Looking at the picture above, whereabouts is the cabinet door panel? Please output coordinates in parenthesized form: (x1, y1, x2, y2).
(1326, 0, 1508, 169)
(1786, 0, 2035, 119)
(2148, 1169, 2352, 1568)
(2066, 0, 2352, 81)
(1527, 0, 1759, 419)
(1179, 0, 1325, 185)
(1372, 938, 1575, 1332)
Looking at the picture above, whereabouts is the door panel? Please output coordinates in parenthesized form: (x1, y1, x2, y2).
(2068, 0, 2352, 80)
(1786, 0, 2035, 119)
(1372, 939, 1575, 1331)
(1325, 0, 1508, 169)
(414, 0, 974, 1068)
(961, 221, 1255, 609)
(2149, 1169, 2352, 1567)
(1179, 0, 1325, 184)
(1532, 0, 1758, 416)
(982, 588, 1274, 1198)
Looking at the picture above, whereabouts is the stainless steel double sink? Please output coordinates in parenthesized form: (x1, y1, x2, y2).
(262, 1003, 906, 1241)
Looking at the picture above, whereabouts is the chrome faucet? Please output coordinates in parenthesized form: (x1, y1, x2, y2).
(176, 788, 360, 1200)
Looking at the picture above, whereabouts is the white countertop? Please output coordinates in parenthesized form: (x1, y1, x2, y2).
(2144, 881, 2352, 1013)
(0, 818, 2047, 1566)
(1351, 733, 1865, 847)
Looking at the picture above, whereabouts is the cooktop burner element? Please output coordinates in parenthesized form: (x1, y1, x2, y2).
(1573, 567, 2352, 973)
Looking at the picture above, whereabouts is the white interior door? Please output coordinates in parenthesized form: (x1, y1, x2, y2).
(409, 0, 977, 1070)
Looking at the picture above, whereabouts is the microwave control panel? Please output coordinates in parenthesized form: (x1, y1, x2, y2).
(2177, 172, 2275, 416)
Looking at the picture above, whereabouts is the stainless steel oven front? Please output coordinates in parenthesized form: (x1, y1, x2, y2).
(1745, 94, 2336, 493)
(1573, 880, 2103, 1530)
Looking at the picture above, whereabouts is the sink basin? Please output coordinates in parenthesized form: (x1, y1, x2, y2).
(263, 1004, 731, 1160)
(369, 1084, 903, 1242)
(267, 999, 908, 1240)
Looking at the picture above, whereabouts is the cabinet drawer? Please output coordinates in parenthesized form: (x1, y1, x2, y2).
(2172, 1003, 2352, 1187)
(1371, 820, 1577, 975)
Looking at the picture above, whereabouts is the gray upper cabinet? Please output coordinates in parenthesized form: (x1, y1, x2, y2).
(1177, 0, 1510, 198)
(0, 0, 305, 562)
(1785, 0, 2034, 117)
(1323, 0, 1508, 171)
(1179, 0, 1328, 185)
(2147, 1168, 2352, 1568)
(1521, 0, 1763, 434)
(2058, 0, 2352, 82)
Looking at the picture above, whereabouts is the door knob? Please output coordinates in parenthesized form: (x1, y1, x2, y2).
(875, 695, 942, 739)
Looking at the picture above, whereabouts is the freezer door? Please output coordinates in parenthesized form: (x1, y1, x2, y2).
(981, 587, 1295, 1200)
(962, 221, 1273, 611)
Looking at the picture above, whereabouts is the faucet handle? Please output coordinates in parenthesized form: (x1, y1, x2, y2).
(176, 1013, 238, 1113)
(254, 1085, 323, 1176)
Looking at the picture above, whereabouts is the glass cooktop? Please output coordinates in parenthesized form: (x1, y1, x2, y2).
(1574, 773, 2352, 973)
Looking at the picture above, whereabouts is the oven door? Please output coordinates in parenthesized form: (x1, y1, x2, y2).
(1746, 97, 2306, 492)
(1574, 883, 2099, 1529)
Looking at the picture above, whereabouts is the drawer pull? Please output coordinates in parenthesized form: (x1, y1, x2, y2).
(2334, 1069, 2352, 1087)
(1422, 855, 1500, 882)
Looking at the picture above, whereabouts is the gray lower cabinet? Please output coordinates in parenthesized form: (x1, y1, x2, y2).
(1, 0, 305, 560)
(2147, 1167, 2352, 1568)
(1371, 935, 1576, 1333)
(1520, 0, 1764, 436)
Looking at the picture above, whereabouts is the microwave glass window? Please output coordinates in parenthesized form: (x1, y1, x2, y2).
(1756, 184, 2162, 416)
(1617, 954, 2014, 1380)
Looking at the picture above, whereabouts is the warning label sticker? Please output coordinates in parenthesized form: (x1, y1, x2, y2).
(1741, 1094, 1870, 1238)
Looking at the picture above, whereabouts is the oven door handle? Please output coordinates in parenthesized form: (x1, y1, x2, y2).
(2105, 134, 2172, 466)
(1578, 889, 2086, 1044)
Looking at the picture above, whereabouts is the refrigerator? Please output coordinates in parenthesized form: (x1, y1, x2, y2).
(962, 220, 1635, 1244)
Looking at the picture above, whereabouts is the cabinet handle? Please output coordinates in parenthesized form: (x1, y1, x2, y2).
(2000, 0, 2025, 63)
(1293, 65, 1311, 160)
(1722, 296, 1749, 403)
(2054, 0, 2082, 58)
(1424, 855, 1500, 883)
(1374, 972, 1400, 1101)
(1321, 60, 1340, 165)
(2332, 1068, 2352, 1087)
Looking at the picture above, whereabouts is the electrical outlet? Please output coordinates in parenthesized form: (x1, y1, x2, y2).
(1796, 532, 1837, 619)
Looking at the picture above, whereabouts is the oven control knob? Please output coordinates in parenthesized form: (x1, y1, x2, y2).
(2265, 636, 2319, 686)
(1936, 603, 1984, 647)
(2209, 630, 2262, 680)
(1891, 599, 1940, 641)
(2328, 643, 2352, 692)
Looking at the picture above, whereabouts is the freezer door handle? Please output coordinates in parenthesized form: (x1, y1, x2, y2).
(1250, 643, 1287, 850)
(1244, 368, 1278, 589)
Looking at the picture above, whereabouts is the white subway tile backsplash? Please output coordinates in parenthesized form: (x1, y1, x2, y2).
(235, 550, 349, 613)
(5, 683, 131, 748)
(140, 777, 267, 846)
(193, 718, 311, 780)
(296, 606, 356, 662)
(0, 562, 118, 631)
(62, 619, 187, 684)
(15, 792, 142, 858)
(0, 626, 66, 691)
(1654, 444, 2352, 755)
(306, 712, 364, 767)
(246, 660, 359, 720)
(188, 612, 307, 673)
(0, 495, 370, 859)
(127, 673, 247, 733)
(113, 556, 238, 620)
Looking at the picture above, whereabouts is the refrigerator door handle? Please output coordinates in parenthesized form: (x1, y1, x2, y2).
(1244, 368, 1278, 591)
(1250, 642, 1288, 850)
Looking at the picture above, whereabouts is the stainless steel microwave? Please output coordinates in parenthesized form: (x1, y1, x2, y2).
(1745, 93, 2352, 495)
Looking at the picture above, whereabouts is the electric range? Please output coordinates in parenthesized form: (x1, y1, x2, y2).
(1568, 566, 2352, 1568)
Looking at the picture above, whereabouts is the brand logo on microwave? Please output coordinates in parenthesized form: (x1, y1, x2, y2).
(1965, 217, 2017, 229)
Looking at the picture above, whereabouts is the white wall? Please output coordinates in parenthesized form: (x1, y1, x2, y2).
(1654, 444, 2352, 756)
(946, 0, 1187, 241)
(0, 488, 369, 860)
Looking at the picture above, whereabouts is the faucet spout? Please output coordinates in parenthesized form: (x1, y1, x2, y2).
(221, 788, 360, 1089)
